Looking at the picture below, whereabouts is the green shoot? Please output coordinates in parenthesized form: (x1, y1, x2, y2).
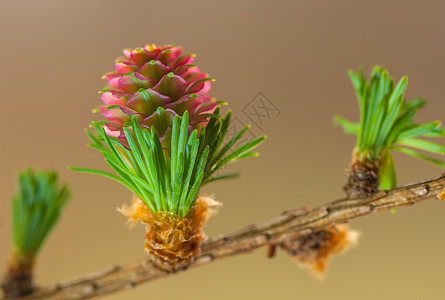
(72, 108, 265, 217)
(73, 111, 207, 218)
(12, 169, 71, 261)
(335, 66, 445, 189)
(200, 107, 266, 185)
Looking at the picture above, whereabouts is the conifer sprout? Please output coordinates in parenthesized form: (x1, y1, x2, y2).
(335, 66, 445, 198)
(71, 44, 265, 271)
(291, 66, 445, 275)
(2, 169, 71, 298)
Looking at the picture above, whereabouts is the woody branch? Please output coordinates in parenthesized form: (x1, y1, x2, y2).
(3, 173, 445, 300)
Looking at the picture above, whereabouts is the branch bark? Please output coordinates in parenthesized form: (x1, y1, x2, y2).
(3, 174, 445, 300)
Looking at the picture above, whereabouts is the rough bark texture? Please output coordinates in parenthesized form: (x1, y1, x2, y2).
(2, 173, 444, 300)
(344, 158, 380, 198)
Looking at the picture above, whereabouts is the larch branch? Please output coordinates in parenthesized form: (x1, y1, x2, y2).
(3, 174, 445, 300)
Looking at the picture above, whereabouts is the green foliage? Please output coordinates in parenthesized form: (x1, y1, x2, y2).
(12, 169, 71, 259)
(379, 150, 396, 190)
(199, 106, 266, 185)
(72, 108, 265, 218)
(335, 66, 445, 189)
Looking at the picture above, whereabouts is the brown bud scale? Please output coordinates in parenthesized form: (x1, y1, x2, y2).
(344, 158, 380, 199)
(2, 255, 34, 298)
(120, 196, 220, 272)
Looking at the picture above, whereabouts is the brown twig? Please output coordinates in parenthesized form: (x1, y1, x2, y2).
(3, 174, 445, 300)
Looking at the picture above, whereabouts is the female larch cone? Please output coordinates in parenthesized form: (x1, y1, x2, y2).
(120, 196, 221, 272)
(99, 44, 217, 147)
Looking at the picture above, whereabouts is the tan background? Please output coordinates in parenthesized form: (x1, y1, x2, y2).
(1, 0, 445, 299)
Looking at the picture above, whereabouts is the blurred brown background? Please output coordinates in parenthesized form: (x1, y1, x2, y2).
(1, 0, 445, 299)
